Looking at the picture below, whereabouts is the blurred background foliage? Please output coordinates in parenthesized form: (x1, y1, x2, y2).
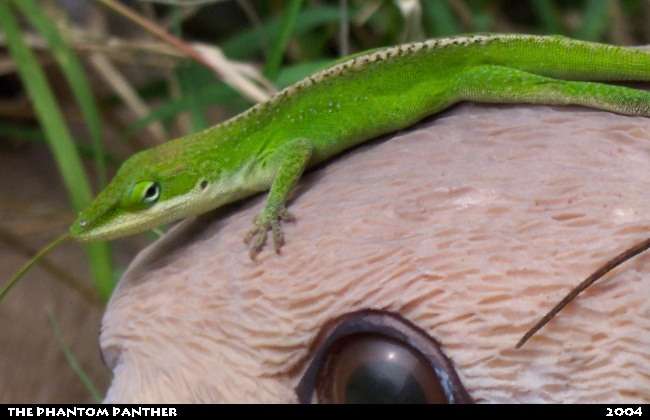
(1, 0, 650, 402)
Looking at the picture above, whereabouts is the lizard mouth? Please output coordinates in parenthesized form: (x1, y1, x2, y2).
(71, 201, 189, 243)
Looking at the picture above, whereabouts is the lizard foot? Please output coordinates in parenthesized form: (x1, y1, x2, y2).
(244, 207, 295, 259)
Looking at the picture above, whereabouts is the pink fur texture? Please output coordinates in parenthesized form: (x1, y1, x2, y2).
(101, 104, 650, 403)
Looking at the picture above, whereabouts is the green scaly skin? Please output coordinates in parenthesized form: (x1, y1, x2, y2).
(70, 34, 650, 259)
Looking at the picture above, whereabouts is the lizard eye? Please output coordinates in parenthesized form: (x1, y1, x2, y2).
(124, 181, 161, 210)
(142, 183, 161, 204)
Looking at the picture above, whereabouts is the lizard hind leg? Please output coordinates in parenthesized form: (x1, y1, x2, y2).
(454, 64, 650, 117)
(244, 137, 313, 259)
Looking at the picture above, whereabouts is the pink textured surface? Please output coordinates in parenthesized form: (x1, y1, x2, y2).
(101, 104, 650, 403)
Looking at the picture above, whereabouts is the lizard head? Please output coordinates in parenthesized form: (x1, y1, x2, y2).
(70, 145, 200, 242)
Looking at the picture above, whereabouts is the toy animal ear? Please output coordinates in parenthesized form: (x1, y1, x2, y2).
(123, 181, 161, 210)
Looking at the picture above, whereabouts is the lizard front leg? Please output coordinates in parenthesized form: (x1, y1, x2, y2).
(244, 137, 313, 259)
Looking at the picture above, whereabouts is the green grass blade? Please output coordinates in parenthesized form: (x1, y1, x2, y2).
(263, 0, 304, 80)
(0, 228, 102, 305)
(222, 5, 343, 59)
(421, 0, 461, 36)
(12, 0, 108, 188)
(0, 123, 44, 142)
(177, 64, 210, 132)
(48, 310, 104, 402)
(170, 7, 209, 133)
(0, 2, 91, 210)
(0, 0, 114, 301)
(119, 80, 244, 142)
(575, 0, 612, 41)
(0, 234, 70, 302)
(84, 242, 114, 301)
(530, 0, 564, 34)
(120, 60, 331, 141)
(0, 123, 122, 167)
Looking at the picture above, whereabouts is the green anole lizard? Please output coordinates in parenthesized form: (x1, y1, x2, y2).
(5, 34, 650, 348)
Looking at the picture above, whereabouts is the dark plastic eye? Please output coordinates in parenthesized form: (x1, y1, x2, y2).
(296, 311, 473, 404)
(320, 334, 448, 404)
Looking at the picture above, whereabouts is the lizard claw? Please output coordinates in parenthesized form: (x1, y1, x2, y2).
(244, 207, 295, 259)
